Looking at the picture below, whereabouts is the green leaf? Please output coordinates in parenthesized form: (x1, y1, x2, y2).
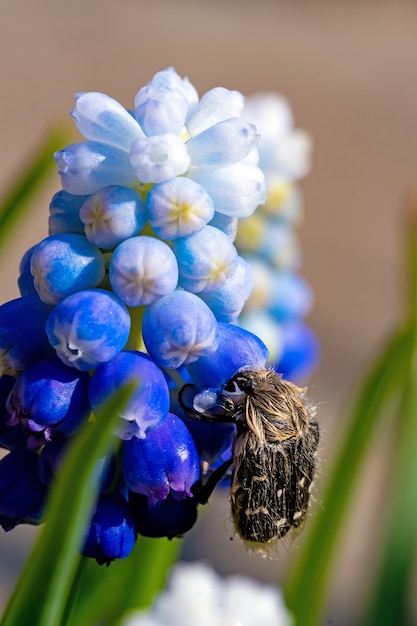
(67, 535, 180, 626)
(0, 125, 70, 249)
(0, 384, 134, 626)
(284, 325, 411, 626)
(360, 209, 417, 625)
(360, 343, 417, 625)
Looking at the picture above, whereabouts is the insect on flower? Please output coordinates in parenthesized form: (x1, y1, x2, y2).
(180, 369, 319, 549)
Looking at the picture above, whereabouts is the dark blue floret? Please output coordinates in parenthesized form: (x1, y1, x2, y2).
(7, 356, 91, 439)
(82, 492, 136, 565)
(89, 350, 170, 439)
(187, 322, 268, 389)
(17, 246, 37, 296)
(48, 189, 89, 235)
(129, 491, 199, 539)
(121, 412, 200, 503)
(0, 295, 54, 375)
(0, 449, 47, 530)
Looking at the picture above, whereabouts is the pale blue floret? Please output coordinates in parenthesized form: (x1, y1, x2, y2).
(186, 87, 244, 137)
(79, 185, 147, 249)
(129, 134, 191, 184)
(199, 256, 254, 322)
(30, 233, 105, 306)
(145, 67, 199, 119)
(55, 142, 137, 195)
(134, 85, 189, 137)
(109, 236, 179, 307)
(173, 225, 238, 293)
(142, 291, 218, 369)
(45, 289, 130, 371)
(186, 118, 260, 166)
(188, 162, 267, 218)
(89, 351, 170, 439)
(146, 178, 214, 240)
(71, 91, 144, 152)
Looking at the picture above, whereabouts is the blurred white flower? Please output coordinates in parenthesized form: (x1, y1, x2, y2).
(121, 562, 293, 626)
(243, 92, 312, 184)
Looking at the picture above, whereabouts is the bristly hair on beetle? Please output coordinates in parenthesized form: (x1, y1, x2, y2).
(179, 368, 319, 552)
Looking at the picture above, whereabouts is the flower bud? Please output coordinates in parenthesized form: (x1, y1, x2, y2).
(146, 178, 214, 240)
(129, 134, 190, 184)
(80, 185, 147, 249)
(7, 356, 91, 441)
(129, 491, 199, 539)
(89, 351, 170, 439)
(122, 412, 200, 504)
(30, 233, 105, 305)
(109, 236, 178, 307)
(173, 225, 238, 293)
(142, 291, 218, 369)
(71, 92, 144, 152)
(55, 141, 137, 195)
(46, 289, 130, 371)
(134, 84, 188, 137)
(82, 492, 136, 565)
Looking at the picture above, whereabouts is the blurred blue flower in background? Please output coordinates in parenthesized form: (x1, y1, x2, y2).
(237, 92, 319, 381)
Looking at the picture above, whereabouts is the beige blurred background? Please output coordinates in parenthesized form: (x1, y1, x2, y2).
(1, 0, 416, 623)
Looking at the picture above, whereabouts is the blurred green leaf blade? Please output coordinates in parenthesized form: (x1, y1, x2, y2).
(0, 125, 70, 249)
(360, 211, 417, 625)
(67, 535, 180, 626)
(0, 384, 133, 626)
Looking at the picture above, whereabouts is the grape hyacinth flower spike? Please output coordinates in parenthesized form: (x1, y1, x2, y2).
(0, 67, 317, 563)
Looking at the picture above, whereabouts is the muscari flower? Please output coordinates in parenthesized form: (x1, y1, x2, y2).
(0, 68, 316, 561)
